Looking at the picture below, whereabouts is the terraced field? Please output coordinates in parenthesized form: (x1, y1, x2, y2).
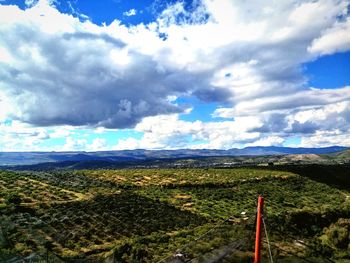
(0, 166, 349, 262)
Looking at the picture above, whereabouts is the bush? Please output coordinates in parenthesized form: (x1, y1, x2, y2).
(5, 193, 22, 206)
(324, 218, 350, 250)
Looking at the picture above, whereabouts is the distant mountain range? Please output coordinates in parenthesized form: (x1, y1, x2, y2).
(0, 146, 348, 166)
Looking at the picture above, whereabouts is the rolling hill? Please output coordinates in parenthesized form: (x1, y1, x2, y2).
(0, 146, 348, 166)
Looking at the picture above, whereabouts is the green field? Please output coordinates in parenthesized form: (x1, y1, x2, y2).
(0, 165, 349, 262)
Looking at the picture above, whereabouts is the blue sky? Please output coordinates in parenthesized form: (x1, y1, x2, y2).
(304, 51, 350, 88)
(0, 0, 349, 151)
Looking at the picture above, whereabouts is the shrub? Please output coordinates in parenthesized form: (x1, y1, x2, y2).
(324, 218, 350, 249)
(5, 193, 22, 206)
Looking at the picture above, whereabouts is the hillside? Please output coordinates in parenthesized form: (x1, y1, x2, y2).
(0, 165, 349, 262)
(1, 148, 349, 171)
(328, 149, 350, 160)
(0, 146, 348, 166)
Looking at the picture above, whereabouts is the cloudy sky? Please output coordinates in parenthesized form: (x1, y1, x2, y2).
(0, 0, 349, 151)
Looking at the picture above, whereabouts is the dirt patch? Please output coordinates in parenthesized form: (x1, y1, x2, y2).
(174, 194, 192, 200)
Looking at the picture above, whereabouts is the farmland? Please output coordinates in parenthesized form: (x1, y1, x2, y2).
(0, 165, 349, 262)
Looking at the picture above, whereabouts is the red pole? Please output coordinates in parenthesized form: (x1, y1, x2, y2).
(254, 195, 264, 263)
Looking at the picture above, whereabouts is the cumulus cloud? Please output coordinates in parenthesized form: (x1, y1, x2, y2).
(0, 0, 349, 149)
(62, 137, 87, 151)
(299, 130, 350, 147)
(115, 114, 262, 150)
(0, 121, 51, 151)
(89, 138, 107, 151)
(308, 17, 350, 55)
(0, 1, 211, 128)
(0, 120, 113, 151)
(287, 101, 350, 133)
(113, 100, 350, 149)
(214, 86, 350, 117)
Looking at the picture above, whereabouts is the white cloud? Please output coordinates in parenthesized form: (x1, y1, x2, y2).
(299, 130, 350, 147)
(62, 137, 87, 151)
(0, 91, 13, 122)
(88, 138, 107, 151)
(246, 136, 284, 147)
(285, 100, 350, 134)
(25, 0, 39, 8)
(0, 121, 50, 151)
(308, 17, 350, 55)
(49, 126, 74, 138)
(0, 0, 349, 149)
(292, 101, 349, 124)
(0, 3, 194, 128)
(115, 137, 142, 150)
(114, 114, 262, 150)
(227, 86, 350, 116)
(123, 9, 137, 17)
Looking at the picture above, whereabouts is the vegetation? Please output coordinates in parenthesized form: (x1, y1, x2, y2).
(0, 165, 349, 262)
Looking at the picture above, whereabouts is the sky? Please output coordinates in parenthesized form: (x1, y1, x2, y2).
(0, 0, 349, 151)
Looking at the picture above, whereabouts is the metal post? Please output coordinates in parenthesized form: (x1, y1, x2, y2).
(254, 195, 264, 263)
